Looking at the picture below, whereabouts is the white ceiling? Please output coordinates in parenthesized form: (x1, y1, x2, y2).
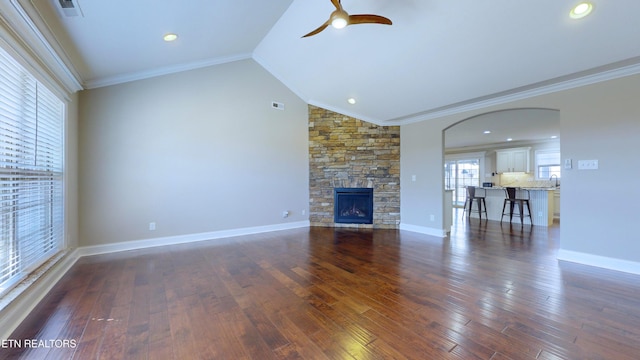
(29, 0, 294, 87)
(24, 0, 640, 128)
(444, 108, 560, 149)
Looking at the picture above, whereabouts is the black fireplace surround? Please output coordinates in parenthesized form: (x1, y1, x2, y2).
(334, 188, 374, 224)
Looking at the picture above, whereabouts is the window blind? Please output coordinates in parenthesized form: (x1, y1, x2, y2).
(536, 150, 561, 179)
(536, 150, 560, 167)
(0, 45, 64, 295)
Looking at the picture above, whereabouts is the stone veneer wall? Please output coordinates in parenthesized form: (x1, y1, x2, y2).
(308, 105, 400, 228)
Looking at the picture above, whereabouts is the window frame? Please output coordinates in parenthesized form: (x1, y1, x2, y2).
(445, 152, 486, 207)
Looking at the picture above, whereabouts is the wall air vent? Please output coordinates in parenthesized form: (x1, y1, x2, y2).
(271, 101, 285, 110)
(58, 0, 82, 17)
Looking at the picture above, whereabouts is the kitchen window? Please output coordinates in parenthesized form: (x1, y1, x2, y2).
(536, 149, 561, 179)
(0, 45, 64, 296)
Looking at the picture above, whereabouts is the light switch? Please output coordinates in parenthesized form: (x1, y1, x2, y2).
(578, 160, 598, 170)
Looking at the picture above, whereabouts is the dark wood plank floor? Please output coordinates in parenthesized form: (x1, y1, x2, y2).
(5, 215, 640, 359)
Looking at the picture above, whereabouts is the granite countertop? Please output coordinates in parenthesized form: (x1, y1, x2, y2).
(481, 186, 558, 191)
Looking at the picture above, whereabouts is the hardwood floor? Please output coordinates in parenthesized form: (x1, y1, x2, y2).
(5, 215, 640, 359)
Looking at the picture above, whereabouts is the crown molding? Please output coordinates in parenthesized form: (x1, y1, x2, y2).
(0, 0, 83, 96)
(84, 53, 253, 89)
(260, 51, 640, 127)
(388, 58, 640, 125)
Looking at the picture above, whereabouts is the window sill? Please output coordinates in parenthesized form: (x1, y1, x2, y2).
(0, 249, 74, 315)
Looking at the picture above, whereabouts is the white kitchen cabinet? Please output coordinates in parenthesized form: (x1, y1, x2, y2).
(496, 147, 530, 173)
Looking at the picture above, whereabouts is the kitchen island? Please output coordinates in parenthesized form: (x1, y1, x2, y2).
(467, 187, 556, 226)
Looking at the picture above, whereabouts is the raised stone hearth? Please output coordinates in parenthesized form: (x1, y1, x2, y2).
(308, 105, 400, 229)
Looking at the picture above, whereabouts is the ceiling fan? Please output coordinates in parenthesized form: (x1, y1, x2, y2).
(302, 0, 392, 38)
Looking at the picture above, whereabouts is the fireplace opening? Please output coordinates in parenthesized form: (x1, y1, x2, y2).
(334, 188, 373, 224)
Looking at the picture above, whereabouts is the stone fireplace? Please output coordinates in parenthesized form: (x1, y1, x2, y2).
(308, 105, 400, 229)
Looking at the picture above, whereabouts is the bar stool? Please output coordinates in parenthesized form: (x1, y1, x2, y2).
(464, 186, 487, 219)
(501, 187, 533, 225)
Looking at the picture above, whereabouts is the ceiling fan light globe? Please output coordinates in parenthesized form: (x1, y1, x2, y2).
(330, 10, 349, 29)
(331, 17, 348, 29)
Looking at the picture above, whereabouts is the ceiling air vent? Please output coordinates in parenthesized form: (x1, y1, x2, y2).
(58, 0, 82, 17)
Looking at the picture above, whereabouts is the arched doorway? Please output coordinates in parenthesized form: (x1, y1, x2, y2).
(444, 108, 561, 227)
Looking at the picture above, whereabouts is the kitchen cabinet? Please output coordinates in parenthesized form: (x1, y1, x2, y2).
(553, 189, 560, 219)
(496, 147, 530, 173)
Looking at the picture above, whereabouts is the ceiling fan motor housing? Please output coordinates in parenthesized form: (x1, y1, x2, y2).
(330, 9, 349, 28)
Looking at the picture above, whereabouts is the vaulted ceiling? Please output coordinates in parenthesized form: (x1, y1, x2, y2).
(11, 0, 640, 127)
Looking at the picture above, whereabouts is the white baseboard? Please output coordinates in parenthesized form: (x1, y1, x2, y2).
(0, 249, 80, 341)
(399, 223, 447, 238)
(557, 249, 640, 275)
(78, 221, 311, 257)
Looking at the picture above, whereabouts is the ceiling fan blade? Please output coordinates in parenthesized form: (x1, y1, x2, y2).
(301, 1, 391, 37)
(302, 21, 330, 38)
(348, 14, 392, 26)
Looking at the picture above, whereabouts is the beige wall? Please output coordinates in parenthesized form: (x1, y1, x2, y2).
(556, 75, 640, 259)
(73, 56, 640, 268)
(67, 45, 640, 267)
(401, 73, 640, 265)
(400, 118, 448, 232)
(78, 59, 309, 246)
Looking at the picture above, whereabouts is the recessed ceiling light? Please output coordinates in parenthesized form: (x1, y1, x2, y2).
(483, 130, 491, 134)
(163, 33, 178, 42)
(506, 138, 513, 141)
(570, 2, 593, 19)
(551, 135, 558, 139)
(347, 98, 356, 105)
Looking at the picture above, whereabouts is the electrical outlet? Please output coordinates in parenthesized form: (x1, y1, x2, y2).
(149, 222, 156, 231)
(430, 214, 435, 221)
(282, 211, 289, 218)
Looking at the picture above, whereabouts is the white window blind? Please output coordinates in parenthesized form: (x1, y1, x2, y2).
(536, 149, 561, 179)
(0, 46, 64, 295)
